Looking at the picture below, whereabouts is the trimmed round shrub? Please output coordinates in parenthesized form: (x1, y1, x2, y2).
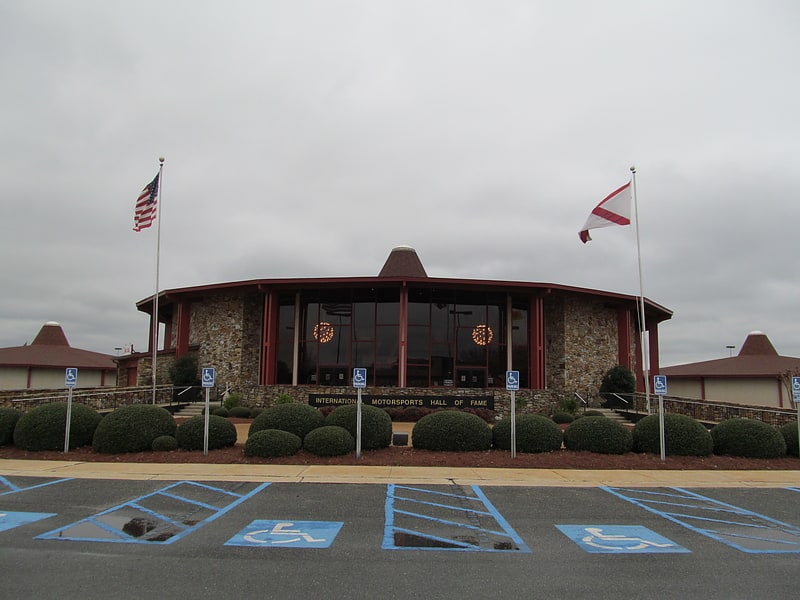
(492, 414, 563, 453)
(245, 429, 302, 458)
(563, 416, 633, 454)
(582, 410, 606, 417)
(212, 407, 229, 417)
(632, 414, 713, 456)
(324, 404, 392, 450)
(92, 404, 176, 454)
(152, 435, 178, 451)
(13, 402, 102, 451)
(780, 421, 799, 457)
(249, 403, 325, 440)
(228, 406, 252, 418)
(250, 407, 264, 419)
(0, 407, 22, 446)
(551, 412, 574, 424)
(228, 406, 250, 419)
(303, 426, 355, 457)
(175, 415, 237, 451)
(412, 410, 492, 452)
(711, 418, 787, 458)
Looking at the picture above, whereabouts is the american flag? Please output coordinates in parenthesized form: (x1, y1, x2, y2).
(133, 173, 159, 232)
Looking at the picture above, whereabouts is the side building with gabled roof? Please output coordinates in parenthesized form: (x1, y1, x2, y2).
(660, 331, 800, 408)
(0, 322, 116, 390)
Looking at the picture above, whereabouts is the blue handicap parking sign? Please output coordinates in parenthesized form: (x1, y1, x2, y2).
(353, 368, 367, 388)
(225, 520, 344, 548)
(556, 525, 689, 554)
(201, 367, 215, 388)
(505, 370, 520, 391)
(0, 511, 56, 533)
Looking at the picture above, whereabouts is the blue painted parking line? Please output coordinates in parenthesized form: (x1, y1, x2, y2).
(0, 475, 72, 497)
(37, 481, 270, 544)
(226, 520, 344, 548)
(786, 487, 800, 494)
(383, 484, 531, 552)
(604, 487, 800, 554)
(0, 511, 57, 533)
(556, 525, 690, 554)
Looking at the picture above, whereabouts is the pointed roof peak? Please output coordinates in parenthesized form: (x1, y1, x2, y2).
(378, 246, 428, 278)
(31, 322, 71, 347)
(738, 331, 778, 356)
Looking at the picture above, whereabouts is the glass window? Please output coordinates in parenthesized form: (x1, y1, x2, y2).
(375, 326, 398, 364)
(406, 325, 429, 363)
(352, 302, 375, 340)
(406, 365, 429, 387)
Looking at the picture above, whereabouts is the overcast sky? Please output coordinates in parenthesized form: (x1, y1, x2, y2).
(1, 0, 798, 368)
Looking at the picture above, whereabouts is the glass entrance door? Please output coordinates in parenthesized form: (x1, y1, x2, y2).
(456, 367, 486, 388)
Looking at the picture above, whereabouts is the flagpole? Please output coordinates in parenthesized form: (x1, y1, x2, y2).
(630, 165, 651, 413)
(151, 157, 165, 404)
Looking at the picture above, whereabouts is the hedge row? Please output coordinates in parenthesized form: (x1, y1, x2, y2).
(4, 401, 799, 461)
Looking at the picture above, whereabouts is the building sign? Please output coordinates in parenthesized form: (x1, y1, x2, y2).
(308, 394, 494, 411)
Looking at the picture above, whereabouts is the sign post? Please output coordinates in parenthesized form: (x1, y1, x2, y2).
(353, 368, 367, 458)
(201, 367, 216, 456)
(653, 375, 668, 462)
(63, 368, 78, 453)
(506, 371, 520, 459)
(792, 377, 800, 458)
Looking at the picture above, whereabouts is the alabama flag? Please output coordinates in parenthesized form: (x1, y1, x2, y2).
(578, 181, 632, 243)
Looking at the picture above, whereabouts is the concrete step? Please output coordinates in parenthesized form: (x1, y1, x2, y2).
(173, 404, 205, 418)
(588, 408, 634, 424)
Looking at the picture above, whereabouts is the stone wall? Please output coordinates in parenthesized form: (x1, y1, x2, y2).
(233, 384, 566, 421)
(188, 292, 263, 389)
(544, 295, 622, 395)
(562, 295, 619, 393)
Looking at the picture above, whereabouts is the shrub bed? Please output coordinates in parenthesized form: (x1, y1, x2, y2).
(632, 414, 713, 456)
(412, 410, 492, 452)
(92, 404, 176, 454)
(152, 435, 178, 451)
(324, 404, 392, 450)
(492, 414, 563, 453)
(176, 415, 237, 451)
(249, 403, 324, 440)
(563, 416, 632, 454)
(779, 421, 799, 457)
(303, 426, 355, 456)
(0, 407, 22, 446)
(711, 418, 787, 458)
(551, 412, 574, 424)
(13, 402, 102, 451)
(244, 429, 302, 458)
(228, 406, 252, 419)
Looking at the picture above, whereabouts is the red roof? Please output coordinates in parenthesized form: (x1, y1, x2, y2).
(0, 322, 115, 370)
(378, 246, 428, 277)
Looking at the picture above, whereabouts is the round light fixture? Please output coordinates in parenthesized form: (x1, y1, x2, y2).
(313, 321, 335, 343)
(472, 324, 493, 346)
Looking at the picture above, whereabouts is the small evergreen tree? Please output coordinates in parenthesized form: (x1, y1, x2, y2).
(599, 365, 636, 409)
(168, 355, 200, 400)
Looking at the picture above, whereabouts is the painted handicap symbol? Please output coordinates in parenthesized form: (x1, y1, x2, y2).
(353, 371, 366, 384)
(226, 520, 344, 548)
(245, 522, 325, 545)
(556, 525, 689, 554)
(793, 378, 800, 392)
(582, 527, 674, 551)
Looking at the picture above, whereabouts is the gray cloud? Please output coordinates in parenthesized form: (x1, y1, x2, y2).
(1, 1, 798, 367)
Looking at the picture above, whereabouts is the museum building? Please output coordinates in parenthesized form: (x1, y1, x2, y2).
(121, 247, 672, 405)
